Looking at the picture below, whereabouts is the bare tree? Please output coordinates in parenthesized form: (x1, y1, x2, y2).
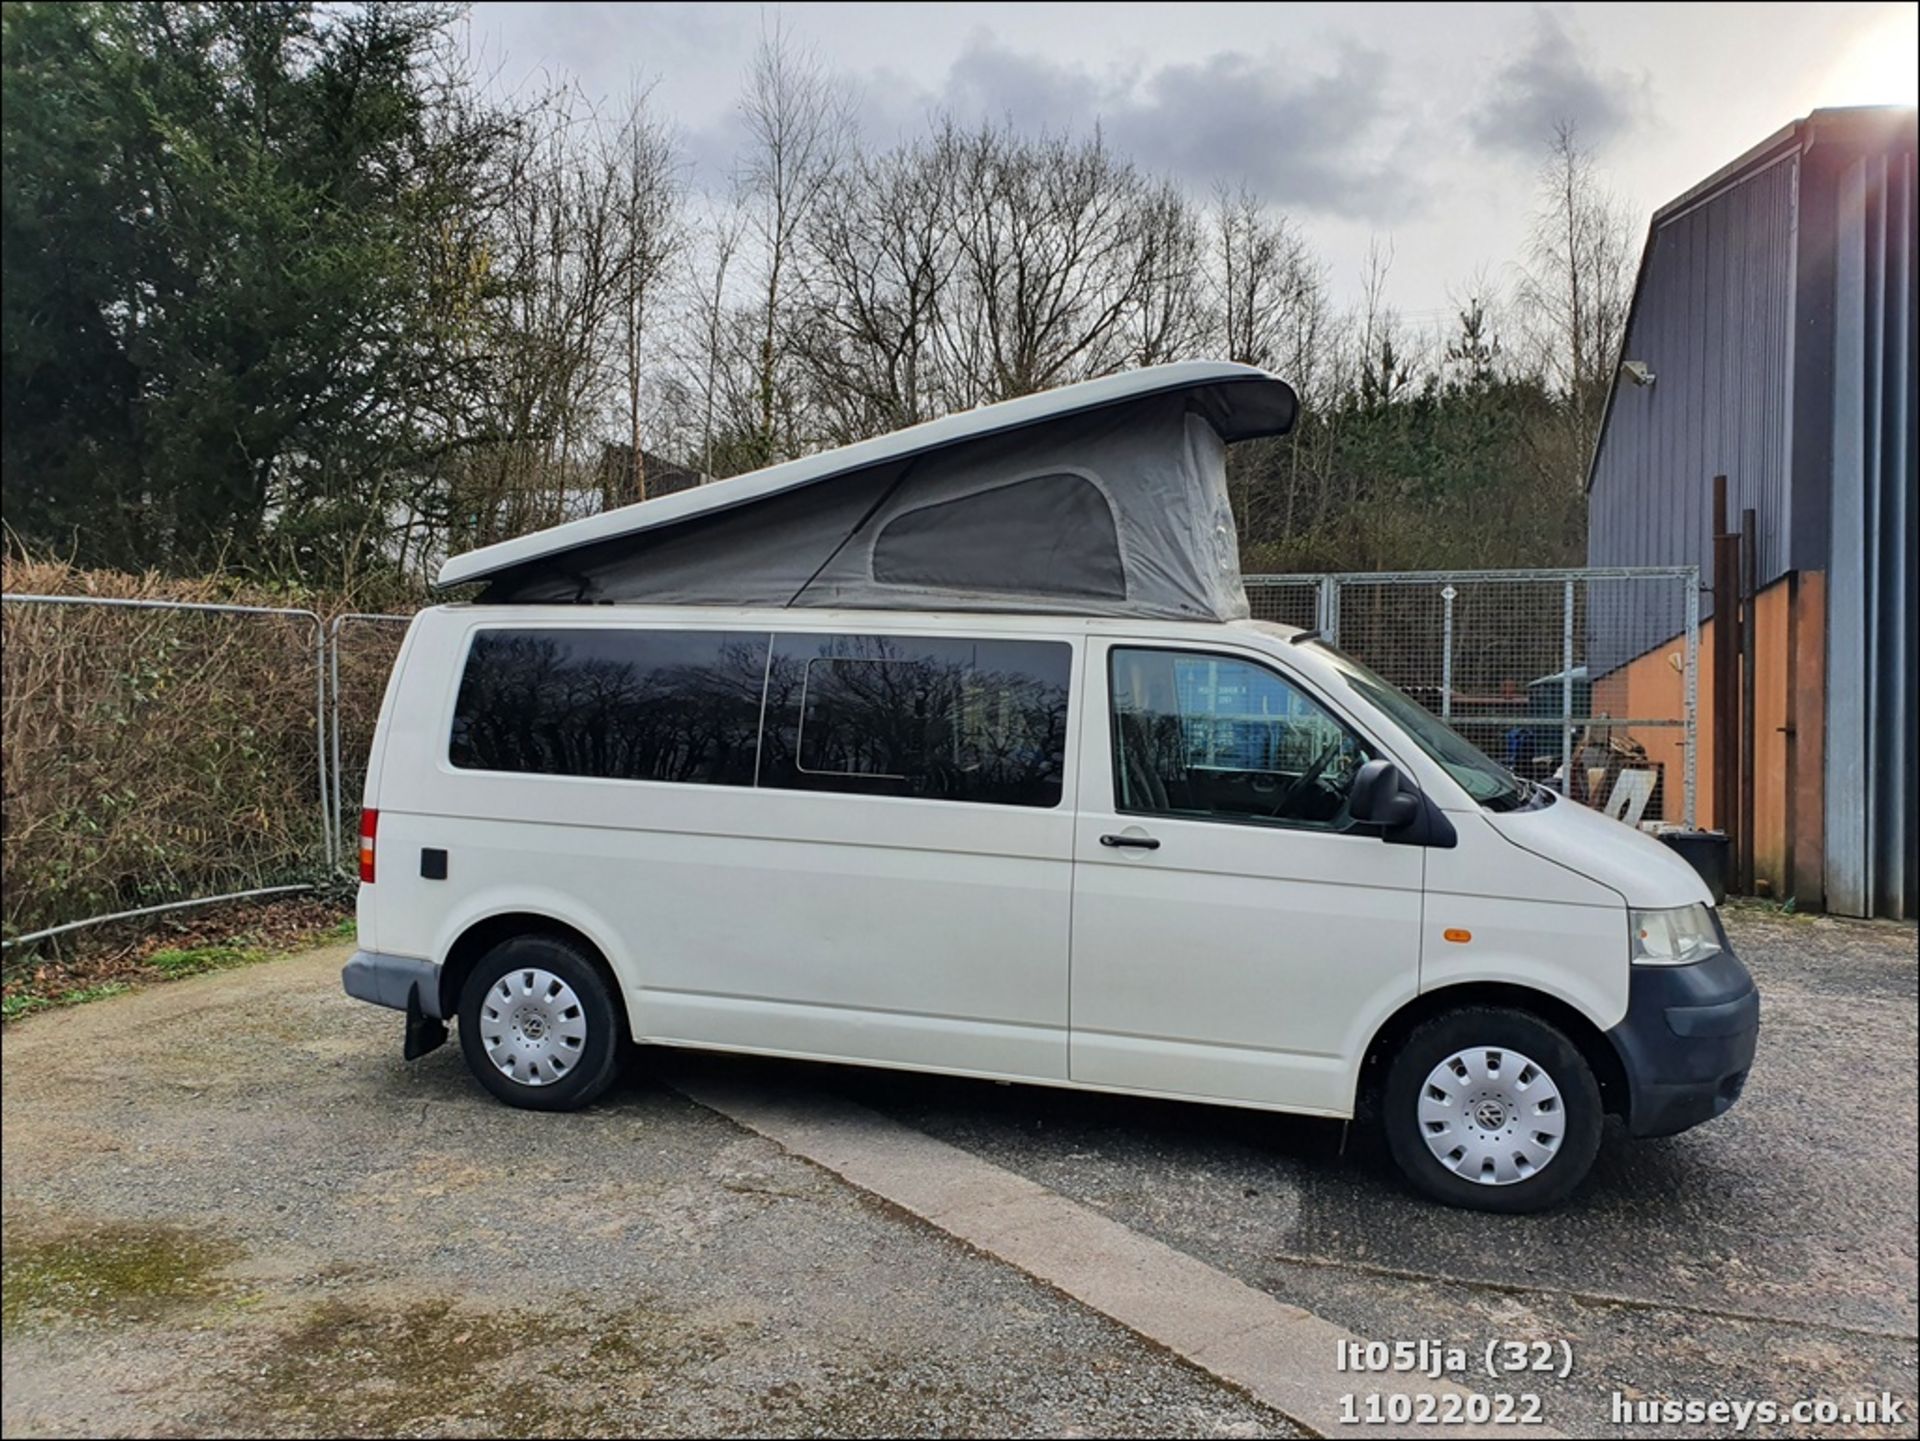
(738, 21, 851, 466)
(797, 134, 958, 443)
(451, 89, 653, 544)
(683, 195, 750, 480)
(607, 80, 683, 505)
(1356, 236, 1415, 408)
(945, 125, 1175, 400)
(1124, 179, 1206, 366)
(1212, 188, 1301, 365)
(1516, 121, 1637, 477)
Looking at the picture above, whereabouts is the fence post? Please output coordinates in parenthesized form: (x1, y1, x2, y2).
(329, 615, 344, 869)
(1739, 512, 1758, 893)
(1561, 578, 1576, 804)
(1317, 576, 1340, 646)
(1440, 584, 1456, 720)
(315, 617, 332, 871)
(1684, 568, 1700, 830)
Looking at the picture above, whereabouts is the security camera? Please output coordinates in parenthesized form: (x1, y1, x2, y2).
(1621, 359, 1656, 387)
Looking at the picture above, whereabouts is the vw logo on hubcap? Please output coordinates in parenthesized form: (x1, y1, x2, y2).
(481, 968, 589, 1087)
(1416, 1046, 1568, 1186)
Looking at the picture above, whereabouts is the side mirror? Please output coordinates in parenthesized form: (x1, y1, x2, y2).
(1351, 758, 1420, 829)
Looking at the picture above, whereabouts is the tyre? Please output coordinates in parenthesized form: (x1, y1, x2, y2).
(457, 934, 623, 1112)
(1382, 1006, 1602, 1213)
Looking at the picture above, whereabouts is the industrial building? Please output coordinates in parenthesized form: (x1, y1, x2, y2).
(1587, 105, 1916, 919)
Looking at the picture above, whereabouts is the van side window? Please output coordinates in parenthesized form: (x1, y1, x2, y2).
(760, 634, 1071, 807)
(1109, 648, 1369, 829)
(449, 628, 769, 785)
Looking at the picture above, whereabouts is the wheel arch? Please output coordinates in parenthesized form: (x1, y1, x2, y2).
(1357, 981, 1629, 1120)
(439, 911, 632, 1040)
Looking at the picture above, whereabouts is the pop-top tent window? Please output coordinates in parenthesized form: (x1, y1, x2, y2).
(871, 473, 1124, 598)
(437, 362, 1299, 623)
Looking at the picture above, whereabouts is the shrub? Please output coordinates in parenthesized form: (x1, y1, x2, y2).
(1, 557, 416, 953)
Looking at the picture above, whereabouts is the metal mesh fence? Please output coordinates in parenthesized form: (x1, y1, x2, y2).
(4, 567, 1697, 949)
(1, 595, 327, 952)
(1244, 578, 1322, 631)
(1246, 568, 1699, 827)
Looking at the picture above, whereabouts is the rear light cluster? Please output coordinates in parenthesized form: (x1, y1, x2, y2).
(359, 808, 378, 883)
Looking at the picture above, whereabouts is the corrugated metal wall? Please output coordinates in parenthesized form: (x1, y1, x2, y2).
(1824, 146, 1917, 921)
(1587, 155, 1798, 676)
(1588, 112, 1916, 920)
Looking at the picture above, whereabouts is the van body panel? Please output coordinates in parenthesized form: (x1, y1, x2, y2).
(347, 600, 1750, 1150)
(1066, 635, 1424, 1113)
(352, 613, 428, 958)
(372, 607, 1079, 1080)
(626, 811, 1074, 1079)
(1489, 795, 1715, 910)
(1420, 815, 1631, 1030)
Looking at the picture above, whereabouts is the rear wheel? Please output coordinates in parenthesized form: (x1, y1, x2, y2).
(1382, 1006, 1602, 1213)
(458, 935, 622, 1112)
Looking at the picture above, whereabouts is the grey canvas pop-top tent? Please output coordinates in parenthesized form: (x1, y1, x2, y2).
(437, 361, 1299, 623)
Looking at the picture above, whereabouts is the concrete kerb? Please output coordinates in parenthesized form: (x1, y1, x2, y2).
(672, 1072, 1563, 1441)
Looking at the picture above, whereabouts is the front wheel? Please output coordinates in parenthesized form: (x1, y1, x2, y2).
(1382, 1007, 1603, 1213)
(458, 935, 623, 1112)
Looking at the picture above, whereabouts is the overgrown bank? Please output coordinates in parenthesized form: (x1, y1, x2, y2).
(1, 556, 414, 955)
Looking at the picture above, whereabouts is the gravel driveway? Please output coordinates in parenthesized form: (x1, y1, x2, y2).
(823, 905, 1920, 1438)
(1, 945, 1293, 1439)
(3, 907, 1913, 1438)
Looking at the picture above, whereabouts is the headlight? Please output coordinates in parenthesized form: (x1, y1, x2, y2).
(1630, 903, 1724, 966)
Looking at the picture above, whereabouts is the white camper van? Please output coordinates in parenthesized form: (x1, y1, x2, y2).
(343, 363, 1758, 1212)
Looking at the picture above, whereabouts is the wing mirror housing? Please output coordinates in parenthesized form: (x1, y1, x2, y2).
(1351, 758, 1421, 830)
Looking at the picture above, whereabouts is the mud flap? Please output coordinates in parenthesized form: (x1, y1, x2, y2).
(403, 983, 448, 1061)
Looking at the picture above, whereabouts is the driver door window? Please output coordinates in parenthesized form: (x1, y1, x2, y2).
(1109, 648, 1369, 829)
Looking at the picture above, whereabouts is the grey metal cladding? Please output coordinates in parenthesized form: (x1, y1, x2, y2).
(1824, 144, 1917, 922)
(1588, 154, 1797, 605)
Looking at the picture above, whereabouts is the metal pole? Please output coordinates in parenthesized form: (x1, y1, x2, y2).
(1562, 578, 1576, 804)
(1, 593, 321, 622)
(1, 885, 316, 950)
(315, 617, 331, 872)
(1440, 584, 1456, 720)
(1684, 568, 1700, 829)
(1740, 512, 1758, 892)
(330, 615, 344, 871)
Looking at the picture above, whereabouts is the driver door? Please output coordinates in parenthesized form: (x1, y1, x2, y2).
(1068, 641, 1424, 1113)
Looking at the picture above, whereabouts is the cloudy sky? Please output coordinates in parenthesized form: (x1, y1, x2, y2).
(460, 1, 1919, 323)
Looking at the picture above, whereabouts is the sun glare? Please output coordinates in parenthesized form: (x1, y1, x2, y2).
(1819, 5, 1920, 107)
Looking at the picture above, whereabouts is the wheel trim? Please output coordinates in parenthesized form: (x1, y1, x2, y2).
(479, 967, 589, 1087)
(1415, 1045, 1567, 1186)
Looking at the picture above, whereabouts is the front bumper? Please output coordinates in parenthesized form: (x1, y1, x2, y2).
(342, 949, 444, 1019)
(1606, 946, 1760, 1138)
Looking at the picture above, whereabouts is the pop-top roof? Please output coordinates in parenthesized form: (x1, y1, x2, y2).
(439, 361, 1298, 621)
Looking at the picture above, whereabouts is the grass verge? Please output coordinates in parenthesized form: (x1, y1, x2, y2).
(2, 903, 354, 1024)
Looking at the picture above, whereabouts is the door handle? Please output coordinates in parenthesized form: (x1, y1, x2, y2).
(1100, 833, 1161, 850)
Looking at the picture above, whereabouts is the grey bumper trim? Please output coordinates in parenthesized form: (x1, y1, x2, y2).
(342, 950, 444, 1019)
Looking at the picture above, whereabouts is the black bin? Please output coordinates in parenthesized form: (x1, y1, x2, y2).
(1658, 830, 1730, 903)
